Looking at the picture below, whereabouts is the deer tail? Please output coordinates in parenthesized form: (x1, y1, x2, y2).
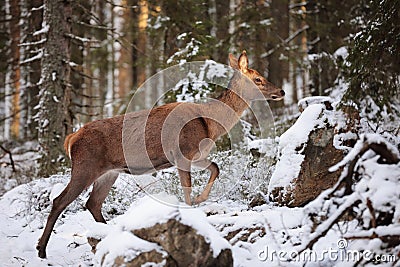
(64, 133, 76, 159)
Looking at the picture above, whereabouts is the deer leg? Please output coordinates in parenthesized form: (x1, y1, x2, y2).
(178, 169, 192, 205)
(177, 160, 192, 205)
(193, 159, 219, 204)
(36, 164, 102, 259)
(86, 171, 119, 223)
(36, 179, 89, 258)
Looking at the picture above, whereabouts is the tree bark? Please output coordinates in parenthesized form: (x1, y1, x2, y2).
(0, 0, 7, 92)
(19, 0, 43, 139)
(38, 0, 72, 176)
(8, 0, 21, 139)
(116, 0, 133, 109)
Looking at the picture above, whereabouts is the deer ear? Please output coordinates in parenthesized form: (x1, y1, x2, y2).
(238, 50, 248, 73)
(229, 54, 239, 69)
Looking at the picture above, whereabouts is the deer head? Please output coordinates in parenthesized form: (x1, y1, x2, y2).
(229, 50, 285, 101)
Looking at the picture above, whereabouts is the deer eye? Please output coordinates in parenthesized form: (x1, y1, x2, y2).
(254, 77, 262, 84)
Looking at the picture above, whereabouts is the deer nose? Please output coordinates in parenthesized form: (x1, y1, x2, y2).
(280, 90, 285, 96)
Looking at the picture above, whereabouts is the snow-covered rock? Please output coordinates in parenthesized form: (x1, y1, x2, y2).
(87, 193, 233, 267)
(268, 99, 358, 207)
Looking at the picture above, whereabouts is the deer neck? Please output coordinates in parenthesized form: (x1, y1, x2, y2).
(203, 76, 251, 139)
(216, 88, 249, 115)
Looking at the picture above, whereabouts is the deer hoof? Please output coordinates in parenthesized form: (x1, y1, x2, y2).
(37, 245, 46, 259)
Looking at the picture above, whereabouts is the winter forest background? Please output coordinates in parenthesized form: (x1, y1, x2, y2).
(0, 0, 399, 266)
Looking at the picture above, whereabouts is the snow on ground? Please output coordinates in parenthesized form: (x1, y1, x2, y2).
(1, 86, 399, 266)
(0, 141, 41, 195)
(1, 155, 399, 267)
(0, 176, 93, 266)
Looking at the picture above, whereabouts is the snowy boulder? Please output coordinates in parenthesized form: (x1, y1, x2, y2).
(268, 100, 358, 207)
(298, 96, 334, 112)
(87, 194, 233, 267)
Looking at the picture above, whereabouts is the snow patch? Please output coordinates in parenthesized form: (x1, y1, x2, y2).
(49, 183, 66, 201)
(112, 193, 180, 230)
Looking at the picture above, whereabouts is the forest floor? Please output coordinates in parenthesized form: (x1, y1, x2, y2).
(1, 85, 399, 266)
(3, 173, 398, 267)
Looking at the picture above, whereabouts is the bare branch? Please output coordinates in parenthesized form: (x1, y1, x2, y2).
(299, 195, 361, 253)
(74, 110, 100, 117)
(71, 91, 100, 99)
(366, 198, 377, 229)
(75, 20, 115, 31)
(0, 145, 16, 172)
(71, 102, 105, 109)
(262, 25, 310, 58)
(64, 33, 99, 44)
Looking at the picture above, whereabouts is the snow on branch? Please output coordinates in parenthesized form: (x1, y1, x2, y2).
(297, 133, 400, 253)
(20, 50, 43, 65)
(330, 133, 399, 172)
(31, 5, 44, 12)
(345, 225, 400, 245)
(298, 192, 360, 253)
(325, 134, 399, 196)
(18, 38, 47, 47)
(64, 33, 100, 44)
(33, 24, 49, 36)
(104, 0, 138, 9)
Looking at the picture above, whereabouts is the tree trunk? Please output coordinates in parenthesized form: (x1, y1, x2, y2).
(265, 0, 290, 109)
(38, 0, 72, 176)
(19, 0, 43, 140)
(97, 0, 110, 118)
(269, 0, 289, 89)
(116, 0, 133, 109)
(131, 0, 148, 110)
(212, 0, 230, 63)
(105, 0, 116, 117)
(288, 0, 308, 101)
(299, 3, 309, 97)
(137, 0, 148, 87)
(7, 0, 21, 139)
(0, 0, 8, 99)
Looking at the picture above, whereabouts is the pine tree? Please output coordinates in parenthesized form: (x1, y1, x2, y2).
(305, 0, 356, 95)
(343, 0, 400, 115)
(37, 0, 73, 176)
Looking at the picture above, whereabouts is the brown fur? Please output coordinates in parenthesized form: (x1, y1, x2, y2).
(36, 51, 285, 258)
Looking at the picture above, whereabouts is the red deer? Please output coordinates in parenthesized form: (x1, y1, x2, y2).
(36, 51, 284, 258)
